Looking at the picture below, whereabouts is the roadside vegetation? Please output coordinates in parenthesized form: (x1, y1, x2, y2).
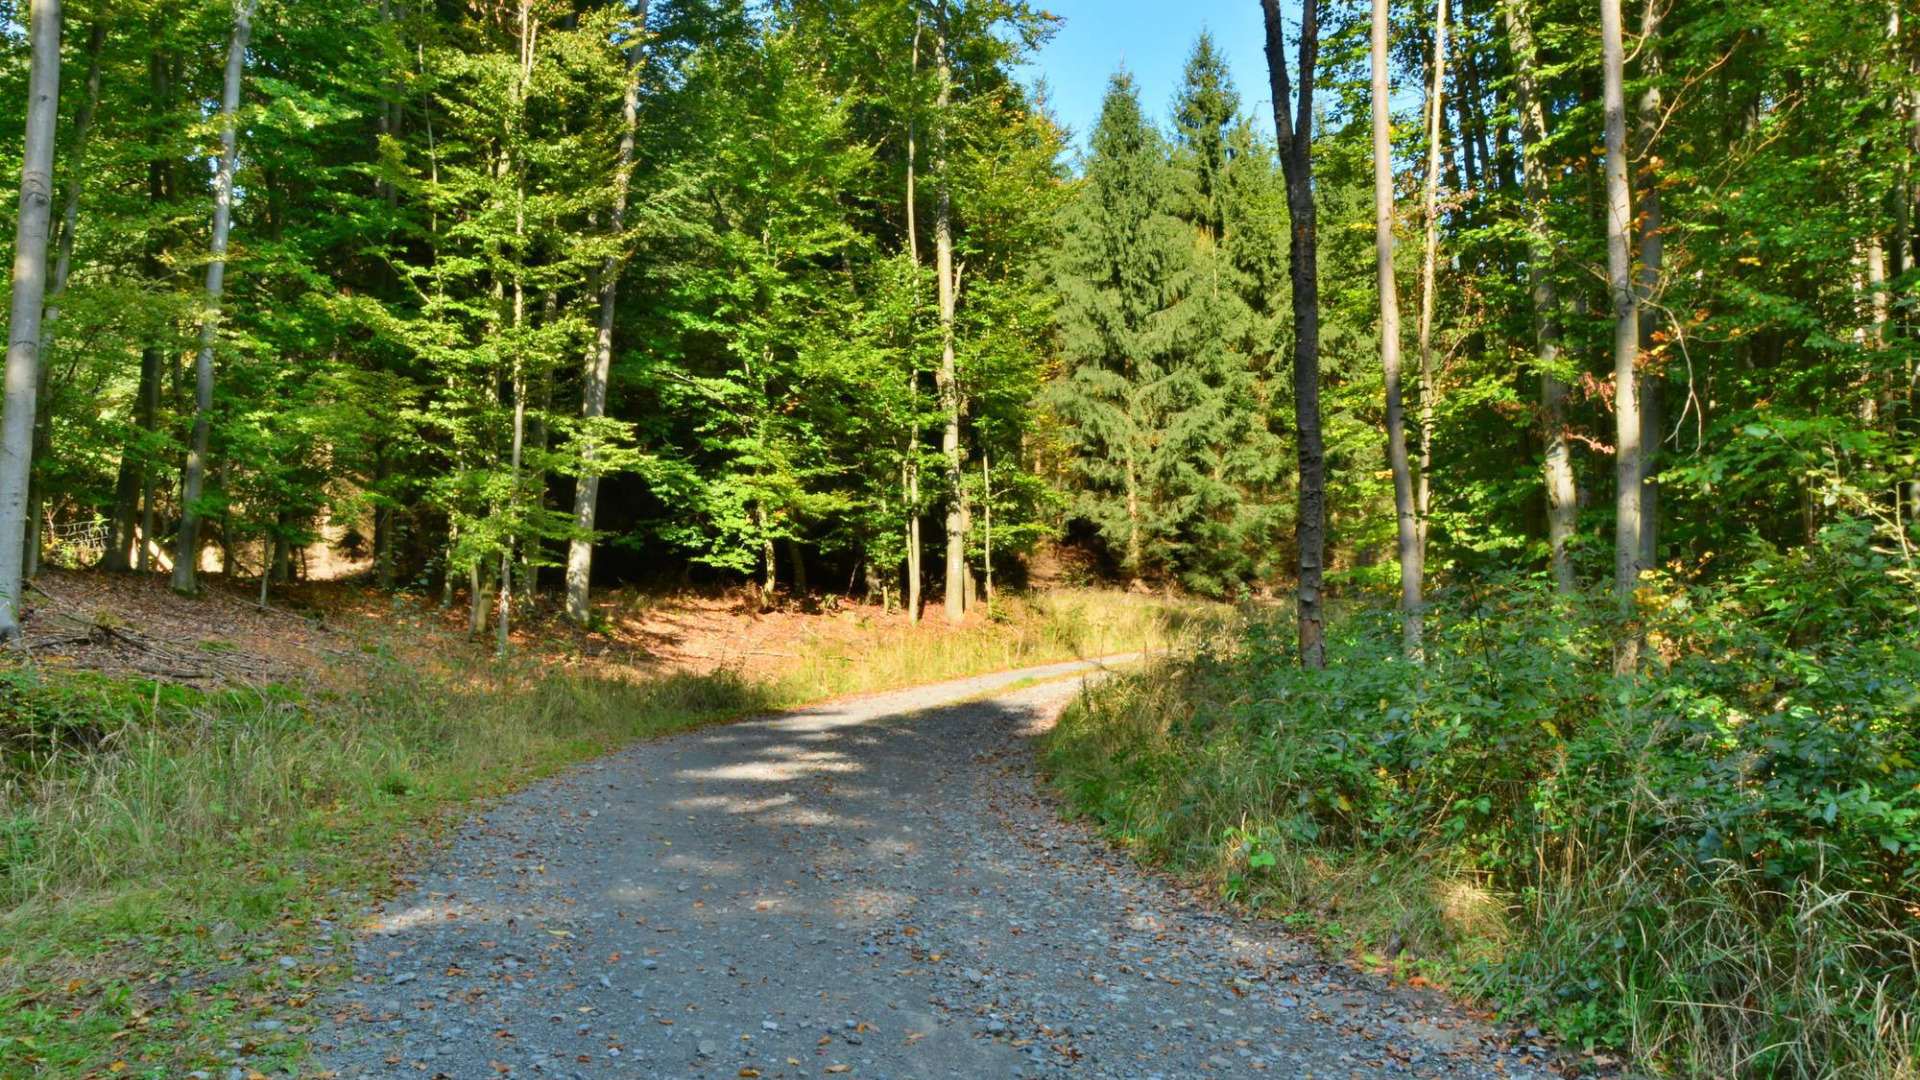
(1046, 575, 1920, 1080)
(0, 585, 1223, 1078)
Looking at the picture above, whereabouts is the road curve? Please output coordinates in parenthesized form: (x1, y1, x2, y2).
(311, 656, 1547, 1080)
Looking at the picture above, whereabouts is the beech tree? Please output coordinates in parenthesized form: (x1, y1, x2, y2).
(172, 0, 257, 595)
(0, 0, 61, 639)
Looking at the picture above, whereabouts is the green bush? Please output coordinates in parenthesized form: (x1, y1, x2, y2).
(1045, 578, 1920, 1079)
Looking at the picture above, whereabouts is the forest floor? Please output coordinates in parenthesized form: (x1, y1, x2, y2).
(305, 659, 1560, 1080)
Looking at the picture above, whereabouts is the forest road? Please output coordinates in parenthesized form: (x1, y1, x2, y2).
(311, 657, 1549, 1080)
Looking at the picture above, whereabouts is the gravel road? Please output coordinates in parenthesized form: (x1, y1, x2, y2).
(309, 657, 1551, 1080)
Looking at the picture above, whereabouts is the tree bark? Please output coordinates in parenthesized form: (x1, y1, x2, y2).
(1634, 0, 1665, 573)
(565, 0, 648, 626)
(1601, 0, 1644, 657)
(173, 0, 256, 595)
(904, 9, 924, 624)
(26, 19, 101, 580)
(1373, 0, 1423, 656)
(0, 0, 61, 638)
(1261, 0, 1326, 669)
(933, 3, 966, 624)
(1505, 0, 1576, 594)
(1413, 0, 1448, 568)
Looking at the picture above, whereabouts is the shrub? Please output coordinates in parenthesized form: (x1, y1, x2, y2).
(1044, 578, 1920, 1079)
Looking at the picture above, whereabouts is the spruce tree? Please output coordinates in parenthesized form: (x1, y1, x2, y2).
(1052, 73, 1187, 582)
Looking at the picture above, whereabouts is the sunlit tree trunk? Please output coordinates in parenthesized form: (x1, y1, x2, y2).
(1372, 0, 1422, 656)
(1260, 0, 1326, 669)
(566, 0, 648, 626)
(173, 0, 257, 595)
(0, 0, 62, 639)
(1601, 0, 1643, 667)
(1414, 0, 1447, 564)
(27, 19, 101, 580)
(904, 10, 924, 624)
(933, 3, 965, 624)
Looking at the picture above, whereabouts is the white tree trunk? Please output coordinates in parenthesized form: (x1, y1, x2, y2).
(0, 0, 60, 630)
(904, 10, 924, 625)
(565, 1, 649, 627)
(173, 0, 256, 595)
(1601, 0, 1644, 646)
(932, 5, 965, 624)
(1373, 0, 1423, 657)
(0, 0, 61, 639)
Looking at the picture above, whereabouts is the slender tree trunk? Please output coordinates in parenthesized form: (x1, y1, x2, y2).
(933, 4, 965, 624)
(25, 19, 100, 580)
(565, 1, 648, 626)
(499, 0, 534, 658)
(1413, 0, 1448, 567)
(981, 451, 992, 613)
(0, 0, 61, 638)
(1261, 0, 1326, 669)
(1506, 0, 1576, 594)
(173, 0, 256, 595)
(1373, 0, 1423, 657)
(1634, 0, 1665, 572)
(1601, 0, 1643, 662)
(904, 10, 924, 624)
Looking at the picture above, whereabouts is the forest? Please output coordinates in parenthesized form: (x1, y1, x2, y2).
(0, 0, 1913, 1078)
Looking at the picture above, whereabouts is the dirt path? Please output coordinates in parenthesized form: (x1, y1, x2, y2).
(309, 659, 1548, 1080)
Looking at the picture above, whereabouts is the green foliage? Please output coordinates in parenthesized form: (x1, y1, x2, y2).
(1045, 585, 1920, 1078)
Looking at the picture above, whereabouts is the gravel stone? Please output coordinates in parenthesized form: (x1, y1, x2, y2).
(308, 658, 1554, 1079)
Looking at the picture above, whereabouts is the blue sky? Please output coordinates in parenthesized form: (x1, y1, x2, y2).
(1025, 0, 1280, 157)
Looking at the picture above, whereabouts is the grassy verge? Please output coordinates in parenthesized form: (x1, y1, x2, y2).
(0, 587, 1225, 1079)
(1042, 586, 1920, 1080)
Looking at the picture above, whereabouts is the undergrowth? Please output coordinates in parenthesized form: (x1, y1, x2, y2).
(1044, 578, 1920, 1080)
(0, 587, 1222, 1078)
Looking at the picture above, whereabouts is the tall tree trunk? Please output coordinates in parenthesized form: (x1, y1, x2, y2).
(1601, 0, 1644, 661)
(173, 0, 256, 595)
(1261, 0, 1326, 669)
(904, 9, 924, 624)
(1373, 0, 1423, 657)
(1634, 0, 1666, 573)
(933, 4, 966, 624)
(1414, 0, 1448, 565)
(499, 0, 534, 658)
(0, 0, 61, 638)
(26, 19, 101, 580)
(565, 0, 648, 626)
(1506, 0, 1576, 594)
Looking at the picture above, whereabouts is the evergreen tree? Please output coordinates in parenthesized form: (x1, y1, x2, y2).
(1052, 73, 1187, 582)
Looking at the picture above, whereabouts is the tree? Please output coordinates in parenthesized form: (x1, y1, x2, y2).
(1503, 0, 1575, 595)
(1370, 0, 1422, 655)
(565, 0, 650, 628)
(1053, 73, 1186, 582)
(1260, 0, 1327, 668)
(1600, 0, 1643, 657)
(0, 0, 62, 639)
(173, 0, 258, 595)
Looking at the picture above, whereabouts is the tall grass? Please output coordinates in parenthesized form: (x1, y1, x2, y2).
(0, 588, 1222, 970)
(1043, 591, 1920, 1080)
